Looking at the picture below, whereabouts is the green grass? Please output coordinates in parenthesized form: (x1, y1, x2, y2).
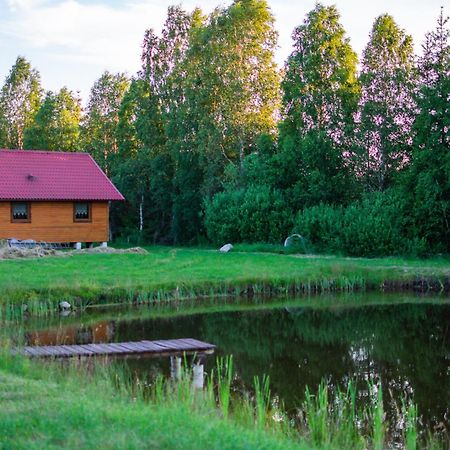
(0, 351, 444, 450)
(0, 356, 301, 450)
(0, 247, 448, 314)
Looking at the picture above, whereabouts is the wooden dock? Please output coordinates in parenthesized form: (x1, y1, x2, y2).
(12, 338, 215, 358)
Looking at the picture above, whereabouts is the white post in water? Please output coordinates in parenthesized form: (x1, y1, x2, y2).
(74, 242, 82, 250)
(192, 363, 204, 389)
(100, 242, 108, 248)
(170, 356, 182, 380)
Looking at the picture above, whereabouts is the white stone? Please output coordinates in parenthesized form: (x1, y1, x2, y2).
(219, 243, 233, 253)
(74, 242, 82, 250)
(59, 301, 71, 311)
(101, 242, 108, 248)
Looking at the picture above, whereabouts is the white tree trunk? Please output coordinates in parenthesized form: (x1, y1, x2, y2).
(139, 193, 144, 232)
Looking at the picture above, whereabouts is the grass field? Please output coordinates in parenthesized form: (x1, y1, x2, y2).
(0, 355, 304, 450)
(0, 247, 448, 312)
(1, 352, 440, 450)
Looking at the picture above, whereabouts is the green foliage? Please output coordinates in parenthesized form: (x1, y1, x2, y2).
(0, 56, 42, 149)
(204, 185, 293, 244)
(215, 355, 233, 419)
(253, 374, 271, 429)
(112, 148, 173, 243)
(371, 384, 385, 450)
(281, 3, 359, 139)
(295, 191, 426, 256)
(23, 87, 81, 151)
(0, 4, 447, 256)
(400, 9, 450, 254)
(82, 71, 129, 174)
(403, 402, 418, 450)
(356, 14, 416, 191)
(279, 4, 359, 210)
(284, 131, 358, 209)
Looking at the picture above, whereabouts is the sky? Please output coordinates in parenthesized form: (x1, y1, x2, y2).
(0, 0, 445, 103)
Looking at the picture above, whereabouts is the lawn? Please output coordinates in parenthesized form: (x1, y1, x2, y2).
(0, 247, 448, 309)
(0, 355, 304, 450)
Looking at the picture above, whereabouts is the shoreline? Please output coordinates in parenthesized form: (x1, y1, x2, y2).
(0, 248, 448, 316)
(1, 274, 449, 318)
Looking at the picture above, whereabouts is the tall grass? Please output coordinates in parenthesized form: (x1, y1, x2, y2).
(253, 374, 271, 429)
(372, 382, 385, 450)
(403, 401, 418, 450)
(215, 355, 233, 419)
(0, 349, 446, 450)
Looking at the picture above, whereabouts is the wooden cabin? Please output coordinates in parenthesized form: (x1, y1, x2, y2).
(0, 149, 124, 245)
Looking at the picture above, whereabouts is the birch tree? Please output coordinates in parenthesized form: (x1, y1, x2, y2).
(82, 71, 129, 174)
(23, 87, 81, 151)
(357, 15, 417, 191)
(0, 56, 42, 149)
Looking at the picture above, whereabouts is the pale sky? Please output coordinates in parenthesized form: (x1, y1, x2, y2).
(0, 0, 445, 103)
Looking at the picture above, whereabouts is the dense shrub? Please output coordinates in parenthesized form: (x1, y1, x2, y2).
(295, 192, 427, 257)
(204, 186, 294, 245)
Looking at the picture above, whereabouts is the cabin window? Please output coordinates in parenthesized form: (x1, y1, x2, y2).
(74, 202, 91, 222)
(11, 202, 31, 223)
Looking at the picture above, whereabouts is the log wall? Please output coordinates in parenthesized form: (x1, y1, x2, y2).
(0, 201, 109, 243)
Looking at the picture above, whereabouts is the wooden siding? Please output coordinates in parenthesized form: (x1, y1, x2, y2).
(0, 201, 109, 243)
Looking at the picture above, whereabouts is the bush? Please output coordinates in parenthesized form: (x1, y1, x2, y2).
(204, 186, 294, 245)
(295, 192, 427, 257)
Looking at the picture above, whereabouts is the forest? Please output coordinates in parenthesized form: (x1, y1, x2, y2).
(0, 1, 448, 257)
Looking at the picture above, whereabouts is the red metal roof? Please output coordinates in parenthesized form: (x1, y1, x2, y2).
(0, 149, 124, 201)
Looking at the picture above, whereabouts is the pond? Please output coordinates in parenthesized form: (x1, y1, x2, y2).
(8, 293, 450, 442)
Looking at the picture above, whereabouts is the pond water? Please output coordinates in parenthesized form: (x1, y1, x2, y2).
(10, 293, 450, 440)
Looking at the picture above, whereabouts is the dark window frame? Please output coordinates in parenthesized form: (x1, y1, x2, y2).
(73, 202, 92, 223)
(10, 202, 31, 223)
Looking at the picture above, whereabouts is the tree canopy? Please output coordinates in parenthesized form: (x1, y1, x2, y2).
(1, 3, 448, 255)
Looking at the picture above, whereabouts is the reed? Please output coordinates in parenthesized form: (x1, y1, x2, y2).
(0, 349, 446, 450)
(214, 355, 233, 419)
(403, 401, 418, 450)
(253, 374, 271, 429)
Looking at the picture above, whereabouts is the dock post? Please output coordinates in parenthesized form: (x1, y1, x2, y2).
(170, 356, 182, 380)
(192, 363, 204, 389)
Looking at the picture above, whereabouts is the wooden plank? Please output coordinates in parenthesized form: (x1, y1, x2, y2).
(175, 339, 215, 351)
(84, 343, 119, 354)
(41, 346, 70, 357)
(99, 343, 127, 354)
(114, 342, 142, 353)
(140, 341, 173, 352)
(12, 338, 216, 359)
(27, 346, 55, 357)
(148, 340, 185, 351)
(59, 345, 84, 356)
(118, 342, 149, 352)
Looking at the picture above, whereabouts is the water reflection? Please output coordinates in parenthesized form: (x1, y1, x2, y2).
(26, 322, 115, 346)
(22, 298, 449, 437)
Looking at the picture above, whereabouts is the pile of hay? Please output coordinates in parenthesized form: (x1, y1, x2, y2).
(73, 246, 148, 255)
(0, 244, 63, 260)
(0, 240, 148, 260)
